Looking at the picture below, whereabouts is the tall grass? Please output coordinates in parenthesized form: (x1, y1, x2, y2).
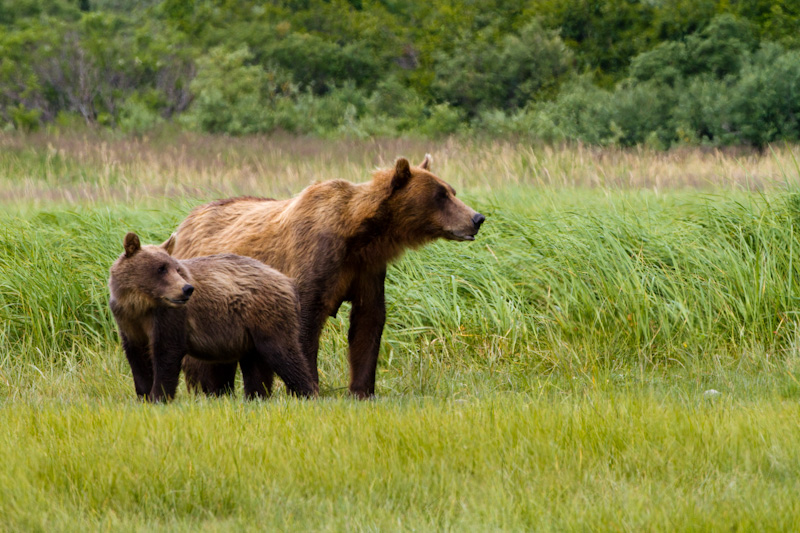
(2, 133, 799, 206)
(3, 186, 800, 385)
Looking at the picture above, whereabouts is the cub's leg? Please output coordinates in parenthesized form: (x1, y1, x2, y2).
(252, 333, 317, 398)
(240, 352, 274, 400)
(119, 332, 153, 399)
(149, 307, 188, 403)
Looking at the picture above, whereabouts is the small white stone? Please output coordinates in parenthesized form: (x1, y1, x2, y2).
(704, 389, 721, 398)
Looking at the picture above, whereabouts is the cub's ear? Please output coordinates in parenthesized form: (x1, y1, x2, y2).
(123, 232, 141, 257)
(419, 153, 432, 170)
(391, 157, 412, 191)
(161, 233, 176, 255)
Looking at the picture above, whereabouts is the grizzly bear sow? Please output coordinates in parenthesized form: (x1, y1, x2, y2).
(108, 232, 316, 402)
(171, 155, 485, 398)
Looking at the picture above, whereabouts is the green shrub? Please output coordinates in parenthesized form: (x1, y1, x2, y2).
(417, 103, 465, 138)
(529, 78, 616, 145)
(671, 76, 732, 145)
(630, 41, 690, 87)
(532, 15, 800, 148)
(431, 20, 571, 116)
(726, 47, 800, 146)
(671, 45, 800, 147)
(118, 97, 162, 135)
(471, 108, 534, 138)
(689, 14, 757, 78)
(606, 81, 676, 147)
(10, 104, 41, 132)
(631, 15, 757, 84)
(266, 32, 382, 94)
(183, 46, 296, 135)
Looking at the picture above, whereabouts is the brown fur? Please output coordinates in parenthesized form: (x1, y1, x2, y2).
(108, 232, 316, 402)
(171, 155, 485, 397)
(208, 196, 274, 208)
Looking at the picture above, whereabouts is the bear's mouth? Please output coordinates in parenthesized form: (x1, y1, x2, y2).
(446, 231, 477, 242)
(164, 297, 190, 306)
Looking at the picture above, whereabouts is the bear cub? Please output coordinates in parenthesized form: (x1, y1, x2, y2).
(108, 232, 316, 402)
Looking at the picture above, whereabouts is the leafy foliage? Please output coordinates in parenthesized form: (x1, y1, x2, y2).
(1, 1, 799, 146)
(531, 15, 800, 148)
(430, 20, 572, 116)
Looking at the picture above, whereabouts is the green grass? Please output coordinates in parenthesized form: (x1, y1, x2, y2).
(5, 188, 800, 376)
(3, 134, 800, 530)
(3, 393, 800, 531)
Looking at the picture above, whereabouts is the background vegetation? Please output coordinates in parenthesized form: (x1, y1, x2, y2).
(2, 0, 800, 147)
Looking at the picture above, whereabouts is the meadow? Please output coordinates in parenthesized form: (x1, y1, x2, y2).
(2, 132, 800, 530)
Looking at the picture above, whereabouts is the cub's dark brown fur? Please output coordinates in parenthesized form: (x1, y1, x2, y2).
(171, 155, 485, 398)
(108, 232, 316, 402)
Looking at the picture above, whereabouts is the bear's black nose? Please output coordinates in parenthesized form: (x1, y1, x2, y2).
(183, 284, 194, 297)
(472, 213, 486, 228)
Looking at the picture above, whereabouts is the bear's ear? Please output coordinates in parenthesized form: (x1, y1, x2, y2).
(123, 232, 141, 257)
(419, 153, 432, 170)
(161, 233, 176, 255)
(391, 157, 412, 191)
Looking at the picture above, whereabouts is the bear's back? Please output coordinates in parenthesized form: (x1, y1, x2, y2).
(171, 180, 362, 276)
(182, 254, 296, 309)
(180, 254, 300, 358)
(172, 196, 289, 259)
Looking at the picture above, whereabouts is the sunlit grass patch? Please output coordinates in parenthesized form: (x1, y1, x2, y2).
(2, 391, 800, 530)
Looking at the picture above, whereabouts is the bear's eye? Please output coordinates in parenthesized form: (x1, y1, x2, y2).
(157, 264, 168, 275)
(435, 186, 449, 203)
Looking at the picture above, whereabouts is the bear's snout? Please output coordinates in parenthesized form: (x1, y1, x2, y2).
(472, 213, 486, 229)
(163, 282, 194, 306)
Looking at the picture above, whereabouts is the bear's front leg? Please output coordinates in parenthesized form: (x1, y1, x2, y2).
(119, 331, 153, 399)
(347, 270, 386, 398)
(149, 307, 188, 402)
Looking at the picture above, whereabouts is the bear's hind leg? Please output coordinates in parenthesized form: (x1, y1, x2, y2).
(253, 334, 317, 398)
(183, 357, 238, 397)
(240, 353, 274, 399)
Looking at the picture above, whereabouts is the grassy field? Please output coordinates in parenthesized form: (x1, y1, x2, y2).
(2, 132, 800, 530)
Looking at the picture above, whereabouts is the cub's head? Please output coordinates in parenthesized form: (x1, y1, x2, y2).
(109, 232, 194, 312)
(383, 155, 485, 245)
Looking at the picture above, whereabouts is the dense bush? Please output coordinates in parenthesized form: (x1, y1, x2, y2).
(430, 20, 572, 116)
(182, 46, 296, 135)
(1, 2, 799, 146)
(530, 15, 800, 148)
(0, 6, 192, 128)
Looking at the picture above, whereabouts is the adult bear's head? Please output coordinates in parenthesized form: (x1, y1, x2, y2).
(383, 155, 485, 245)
